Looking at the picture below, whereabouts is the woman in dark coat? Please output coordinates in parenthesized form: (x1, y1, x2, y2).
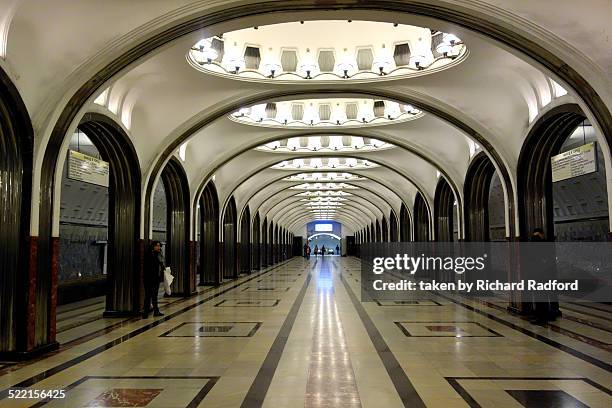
(143, 241, 165, 318)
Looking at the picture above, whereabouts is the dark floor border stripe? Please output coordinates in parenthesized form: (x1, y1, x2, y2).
(28, 375, 219, 408)
(569, 302, 612, 315)
(0, 272, 260, 375)
(56, 297, 105, 315)
(562, 305, 612, 323)
(341, 273, 427, 408)
(377, 265, 612, 371)
(240, 271, 312, 407)
(473, 297, 612, 351)
(0, 259, 296, 399)
(446, 376, 612, 408)
(434, 292, 612, 372)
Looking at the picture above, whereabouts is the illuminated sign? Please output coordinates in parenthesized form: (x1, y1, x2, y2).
(68, 150, 109, 187)
(551, 142, 597, 183)
(315, 223, 333, 232)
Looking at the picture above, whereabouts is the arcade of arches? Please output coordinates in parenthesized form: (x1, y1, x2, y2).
(0, 2, 611, 407)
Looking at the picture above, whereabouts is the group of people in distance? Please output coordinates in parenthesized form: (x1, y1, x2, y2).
(303, 243, 341, 259)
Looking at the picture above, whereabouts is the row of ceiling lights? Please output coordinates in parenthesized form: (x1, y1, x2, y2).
(191, 33, 463, 79)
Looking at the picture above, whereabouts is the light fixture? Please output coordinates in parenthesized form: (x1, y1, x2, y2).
(299, 62, 317, 79)
(262, 62, 282, 78)
(436, 42, 453, 57)
(227, 56, 245, 74)
(337, 60, 355, 79)
(442, 33, 461, 45)
(191, 29, 465, 80)
(410, 55, 426, 70)
(372, 57, 393, 76)
(194, 38, 218, 63)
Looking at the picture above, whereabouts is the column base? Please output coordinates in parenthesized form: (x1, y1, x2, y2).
(0, 341, 59, 361)
(507, 304, 532, 316)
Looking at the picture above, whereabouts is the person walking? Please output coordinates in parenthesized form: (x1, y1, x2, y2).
(321, 245, 326, 258)
(314, 244, 319, 258)
(143, 240, 165, 318)
(303, 243, 308, 259)
(335, 244, 340, 255)
(305, 244, 311, 260)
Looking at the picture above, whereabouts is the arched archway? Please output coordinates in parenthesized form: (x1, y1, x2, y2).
(261, 217, 268, 267)
(268, 222, 274, 265)
(274, 224, 279, 263)
(414, 193, 430, 241)
(517, 104, 603, 240)
(252, 212, 260, 270)
(464, 152, 496, 241)
(240, 205, 251, 274)
(434, 177, 455, 241)
(381, 217, 389, 242)
(199, 181, 220, 285)
(159, 158, 193, 295)
(64, 114, 141, 323)
(0, 67, 34, 356)
(222, 196, 238, 279)
(389, 211, 399, 242)
(400, 204, 411, 241)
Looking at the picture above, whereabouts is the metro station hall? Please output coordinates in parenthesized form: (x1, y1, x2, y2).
(0, 1, 611, 407)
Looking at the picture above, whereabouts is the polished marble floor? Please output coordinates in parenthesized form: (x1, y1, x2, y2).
(1, 257, 611, 407)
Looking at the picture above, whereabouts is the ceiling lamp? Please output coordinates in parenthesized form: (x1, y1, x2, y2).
(302, 104, 320, 126)
(443, 33, 461, 45)
(298, 49, 318, 79)
(262, 61, 282, 78)
(372, 57, 394, 75)
(384, 101, 402, 119)
(306, 136, 322, 151)
(409, 54, 426, 70)
(290, 182, 358, 190)
(226, 55, 246, 73)
(337, 52, 357, 79)
(193, 38, 218, 63)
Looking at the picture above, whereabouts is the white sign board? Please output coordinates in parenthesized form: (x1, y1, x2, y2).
(315, 223, 333, 232)
(551, 142, 597, 183)
(68, 150, 109, 187)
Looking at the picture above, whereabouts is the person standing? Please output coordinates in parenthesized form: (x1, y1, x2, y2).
(314, 244, 319, 258)
(321, 245, 326, 258)
(143, 241, 165, 318)
(305, 244, 311, 260)
(335, 244, 340, 255)
(303, 243, 308, 259)
(529, 228, 560, 324)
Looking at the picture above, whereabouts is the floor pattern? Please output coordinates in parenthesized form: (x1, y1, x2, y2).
(0, 257, 610, 408)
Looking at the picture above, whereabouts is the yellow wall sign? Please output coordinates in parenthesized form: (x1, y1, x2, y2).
(551, 142, 597, 183)
(68, 150, 110, 187)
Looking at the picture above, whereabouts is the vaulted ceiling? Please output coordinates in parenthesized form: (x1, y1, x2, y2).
(1, 0, 610, 238)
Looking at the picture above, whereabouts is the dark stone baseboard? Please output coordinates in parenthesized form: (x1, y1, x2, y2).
(0, 341, 59, 362)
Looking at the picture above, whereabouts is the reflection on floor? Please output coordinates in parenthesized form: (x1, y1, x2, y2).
(0, 257, 611, 407)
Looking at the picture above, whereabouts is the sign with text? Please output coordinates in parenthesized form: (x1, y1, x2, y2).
(551, 142, 597, 182)
(360, 242, 612, 302)
(68, 150, 109, 187)
(315, 223, 333, 232)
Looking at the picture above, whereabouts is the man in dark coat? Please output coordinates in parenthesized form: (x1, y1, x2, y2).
(143, 241, 165, 318)
(529, 228, 561, 324)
